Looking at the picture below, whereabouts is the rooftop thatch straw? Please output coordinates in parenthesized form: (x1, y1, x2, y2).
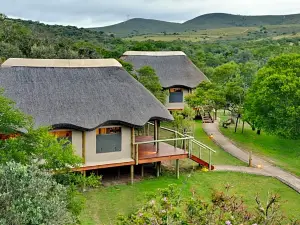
(121, 51, 208, 88)
(0, 58, 173, 130)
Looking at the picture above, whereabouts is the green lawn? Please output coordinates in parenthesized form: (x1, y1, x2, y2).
(219, 121, 300, 177)
(80, 171, 300, 225)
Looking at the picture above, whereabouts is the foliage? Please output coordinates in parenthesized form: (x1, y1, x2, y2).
(211, 61, 241, 84)
(0, 161, 77, 225)
(117, 184, 297, 225)
(0, 91, 82, 171)
(244, 54, 300, 139)
(185, 81, 226, 119)
(137, 66, 167, 104)
(54, 172, 102, 189)
(171, 106, 196, 133)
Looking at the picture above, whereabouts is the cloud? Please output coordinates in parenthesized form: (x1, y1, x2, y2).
(1, 0, 300, 27)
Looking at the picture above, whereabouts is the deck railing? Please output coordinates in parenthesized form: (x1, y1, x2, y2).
(134, 122, 216, 170)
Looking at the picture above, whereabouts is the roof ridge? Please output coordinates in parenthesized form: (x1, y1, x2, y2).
(123, 51, 186, 56)
(1, 58, 122, 68)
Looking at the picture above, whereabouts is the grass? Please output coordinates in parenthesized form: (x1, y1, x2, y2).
(125, 24, 300, 42)
(219, 118, 300, 177)
(80, 171, 300, 225)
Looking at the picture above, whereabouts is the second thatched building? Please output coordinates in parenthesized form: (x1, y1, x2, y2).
(121, 51, 208, 111)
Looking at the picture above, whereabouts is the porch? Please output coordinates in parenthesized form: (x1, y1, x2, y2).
(135, 136, 188, 164)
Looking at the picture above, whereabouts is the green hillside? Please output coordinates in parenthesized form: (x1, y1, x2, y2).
(93, 13, 300, 37)
(185, 13, 300, 28)
(92, 18, 183, 37)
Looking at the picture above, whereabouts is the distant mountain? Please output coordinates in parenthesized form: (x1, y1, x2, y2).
(184, 13, 300, 28)
(92, 13, 300, 37)
(92, 18, 182, 37)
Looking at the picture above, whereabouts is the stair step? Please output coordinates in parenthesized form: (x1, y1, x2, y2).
(190, 155, 215, 170)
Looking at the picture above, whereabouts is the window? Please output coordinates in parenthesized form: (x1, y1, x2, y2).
(96, 127, 121, 153)
(169, 88, 183, 103)
(50, 130, 72, 143)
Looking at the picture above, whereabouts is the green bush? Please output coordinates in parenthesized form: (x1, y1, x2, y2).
(117, 185, 299, 225)
(0, 161, 78, 225)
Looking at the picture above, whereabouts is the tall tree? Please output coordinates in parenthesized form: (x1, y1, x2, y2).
(185, 81, 226, 120)
(137, 66, 167, 104)
(244, 54, 300, 139)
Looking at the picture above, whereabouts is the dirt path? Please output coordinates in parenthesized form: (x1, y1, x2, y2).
(203, 123, 300, 193)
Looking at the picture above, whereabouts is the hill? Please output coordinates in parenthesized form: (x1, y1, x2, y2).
(93, 13, 300, 37)
(92, 18, 182, 37)
(185, 13, 300, 28)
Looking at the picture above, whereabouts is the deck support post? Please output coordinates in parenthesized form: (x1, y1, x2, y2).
(175, 159, 179, 179)
(130, 165, 134, 185)
(156, 161, 161, 177)
(82, 170, 86, 192)
(141, 164, 144, 177)
(117, 167, 121, 178)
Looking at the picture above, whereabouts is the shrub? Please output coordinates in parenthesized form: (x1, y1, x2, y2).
(0, 161, 78, 225)
(117, 184, 299, 225)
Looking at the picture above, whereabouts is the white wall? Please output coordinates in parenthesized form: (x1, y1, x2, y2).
(72, 130, 82, 157)
(84, 125, 132, 165)
(165, 87, 190, 110)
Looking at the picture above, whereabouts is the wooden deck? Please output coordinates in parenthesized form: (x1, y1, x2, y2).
(136, 136, 188, 164)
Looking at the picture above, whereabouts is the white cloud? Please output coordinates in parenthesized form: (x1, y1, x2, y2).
(1, 0, 299, 27)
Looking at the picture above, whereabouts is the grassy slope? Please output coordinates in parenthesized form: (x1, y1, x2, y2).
(219, 121, 300, 177)
(80, 172, 300, 225)
(126, 24, 300, 42)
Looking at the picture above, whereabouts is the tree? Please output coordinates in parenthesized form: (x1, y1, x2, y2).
(0, 42, 24, 60)
(211, 61, 240, 84)
(0, 90, 82, 171)
(244, 54, 300, 139)
(137, 66, 167, 104)
(30, 44, 57, 59)
(185, 81, 226, 120)
(171, 106, 195, 134)
(0, 161, 78, 225)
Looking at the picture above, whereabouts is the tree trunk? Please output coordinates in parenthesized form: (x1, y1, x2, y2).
(235, 117, 239, 133)
(242, 121, 245, 133)
(256, 129, 261, 135)
(215, 110, 217, 120)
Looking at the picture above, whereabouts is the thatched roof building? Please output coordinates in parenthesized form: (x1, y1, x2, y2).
(0, 58, 173, 130)
(120, 51, 208, 88)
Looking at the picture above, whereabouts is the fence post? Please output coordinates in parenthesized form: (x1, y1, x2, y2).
(249, 151, 253, 167)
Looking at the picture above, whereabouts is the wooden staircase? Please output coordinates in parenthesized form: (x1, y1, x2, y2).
(201, 111, 214, 123)
(190, 155, 215, 170)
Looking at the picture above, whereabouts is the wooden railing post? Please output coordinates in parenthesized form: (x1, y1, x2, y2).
(135, 144, 139, 165)
(209, 150, 212, 171)
(199, 146, 202, 159)
(175, 132, 178, 149)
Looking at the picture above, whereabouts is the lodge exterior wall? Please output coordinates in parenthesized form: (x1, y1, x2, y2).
(165, 87, 190, 110)
(63, 126, 132, 166)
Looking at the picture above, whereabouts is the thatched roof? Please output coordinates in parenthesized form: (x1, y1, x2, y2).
(0, 58, 173, 130)
(121, 51, 208, 88)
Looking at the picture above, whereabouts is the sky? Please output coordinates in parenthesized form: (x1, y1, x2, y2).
(1, 0, 300, 28)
